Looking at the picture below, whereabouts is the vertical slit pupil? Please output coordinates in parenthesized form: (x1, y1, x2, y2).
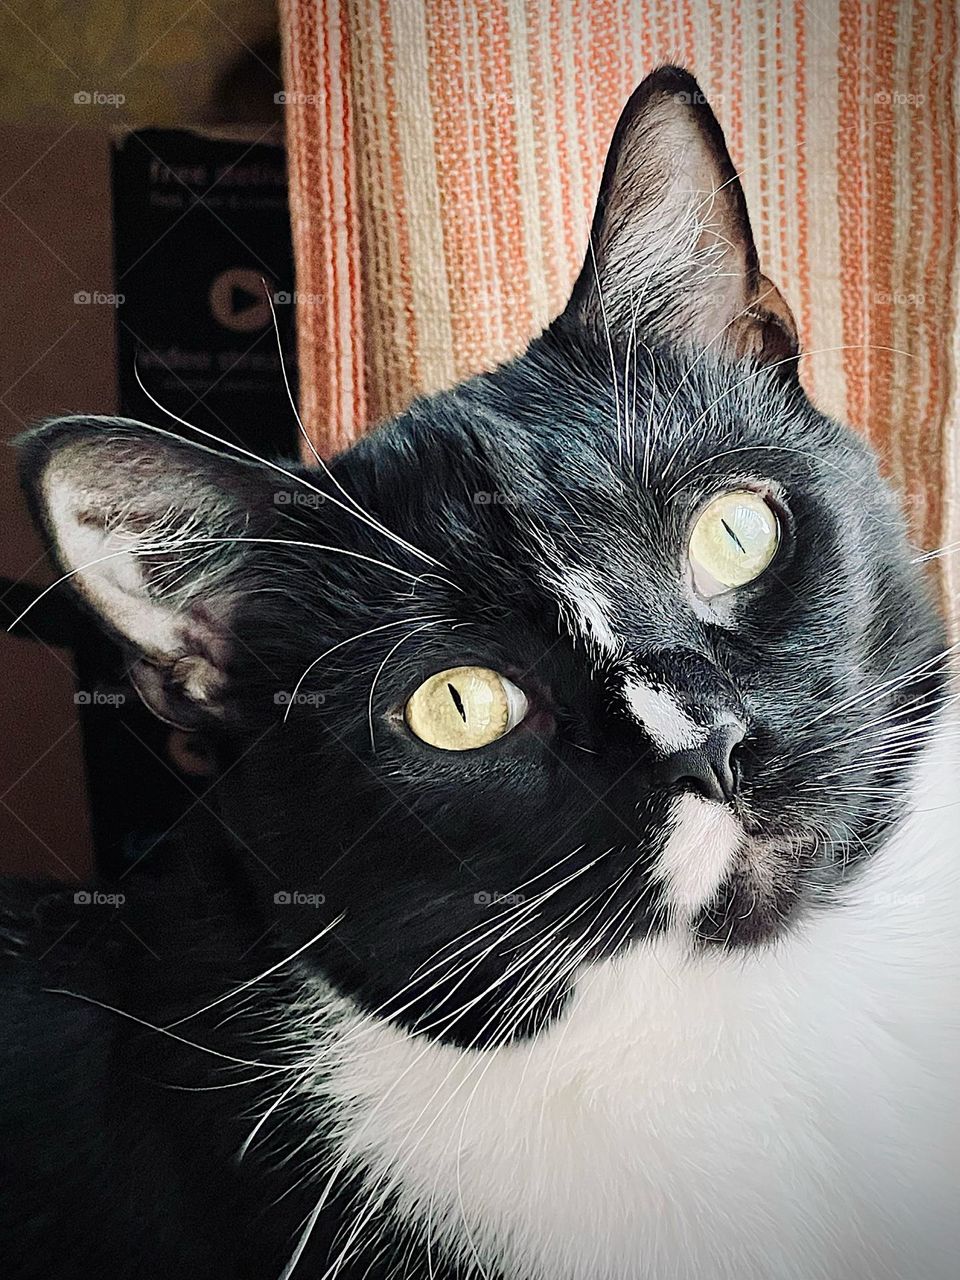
(721, 516, 746, 554)
(447, 683, 467, 723)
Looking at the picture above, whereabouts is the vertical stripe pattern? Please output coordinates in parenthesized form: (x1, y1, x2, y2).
(280, 0, 960, 600)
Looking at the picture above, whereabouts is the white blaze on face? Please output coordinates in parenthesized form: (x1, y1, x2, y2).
(623, 676, 707, 752)
(654, 792, 742, 915)
(556, 574, 619, 656)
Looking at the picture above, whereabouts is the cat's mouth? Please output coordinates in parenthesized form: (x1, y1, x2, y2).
(654, 792, 817, 946)
(692, 826, 821, 946)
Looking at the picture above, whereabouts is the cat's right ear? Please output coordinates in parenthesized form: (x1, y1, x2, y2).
(562, 65, 798, 367)
(18, 416, 281, 727)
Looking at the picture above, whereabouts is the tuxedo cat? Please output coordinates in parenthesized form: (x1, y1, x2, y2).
(3, 66, 958, 1280)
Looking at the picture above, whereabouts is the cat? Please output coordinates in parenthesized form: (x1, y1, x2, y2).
(2, 64, 958, 1280)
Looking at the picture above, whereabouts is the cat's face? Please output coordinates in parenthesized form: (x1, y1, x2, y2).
(22, 68, 945, 1047)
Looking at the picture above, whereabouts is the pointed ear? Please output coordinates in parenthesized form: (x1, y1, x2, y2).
(564, 66, 798, 366)
(19, 416, 279, 727)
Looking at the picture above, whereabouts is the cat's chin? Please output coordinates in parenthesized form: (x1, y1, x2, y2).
(689, 827, 819, 947)
(650, 793, 807, 947)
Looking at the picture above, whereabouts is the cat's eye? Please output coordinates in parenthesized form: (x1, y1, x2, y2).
(688, 490, 780, 596)
(404, 666, 528, 751)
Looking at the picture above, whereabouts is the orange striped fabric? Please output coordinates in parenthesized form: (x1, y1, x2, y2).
(279, 0, 960, 615)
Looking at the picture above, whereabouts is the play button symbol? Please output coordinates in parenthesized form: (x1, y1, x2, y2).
(208, 268, 272, 332)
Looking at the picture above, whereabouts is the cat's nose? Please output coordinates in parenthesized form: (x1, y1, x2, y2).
(657, 722, 745, 803)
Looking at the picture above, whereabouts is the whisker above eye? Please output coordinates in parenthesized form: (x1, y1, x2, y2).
(152, 536, 463, 593)
(657, 343, 917, 485)
(366, 618, 457, 752)
(263, 285, 451, 578)
(284, 615, 447, 723)
(648, 281, 786, 480)
(7, 534, 460, 638)
(134, 361, 450, 575)
(587, 233, 624, 467)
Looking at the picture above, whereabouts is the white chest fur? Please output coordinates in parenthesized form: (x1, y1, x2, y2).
(304, 729, 960, 1280)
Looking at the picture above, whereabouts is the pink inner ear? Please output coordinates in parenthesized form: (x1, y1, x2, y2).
(39, 432, 245, 725)
(569, 71, 798, 364)
(596, 90, 755, 337)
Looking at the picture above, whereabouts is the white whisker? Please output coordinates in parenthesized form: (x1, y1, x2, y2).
(367, 619, 454, 751)
(134, 362, 447, 574)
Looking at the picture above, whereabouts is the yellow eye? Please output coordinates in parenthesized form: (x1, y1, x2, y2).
(689, 490, 780, 596)
(404, 666, 528, 751)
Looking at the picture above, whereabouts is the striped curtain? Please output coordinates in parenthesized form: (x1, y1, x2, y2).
(279, 0, 959, 618)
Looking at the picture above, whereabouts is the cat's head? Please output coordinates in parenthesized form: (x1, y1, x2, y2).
(21, 67, 946, 1046)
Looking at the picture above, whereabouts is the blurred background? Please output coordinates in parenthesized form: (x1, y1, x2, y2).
(0, 0, 298, 881)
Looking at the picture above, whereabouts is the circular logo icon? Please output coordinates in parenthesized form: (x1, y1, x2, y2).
(208, 268, 273, 332)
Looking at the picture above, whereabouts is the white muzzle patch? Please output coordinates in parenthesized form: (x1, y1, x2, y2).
(653, 792, 742, 915)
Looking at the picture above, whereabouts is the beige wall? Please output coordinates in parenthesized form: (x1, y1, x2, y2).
(0, 0, 279, 125)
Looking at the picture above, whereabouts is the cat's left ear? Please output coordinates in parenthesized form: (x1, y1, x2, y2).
(563, 65, 798, 367)
(18, 416, 283, 728)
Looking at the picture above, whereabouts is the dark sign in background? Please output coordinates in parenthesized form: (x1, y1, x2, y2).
(71, 126, 300, 878)
(113, 125, 299, 457)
